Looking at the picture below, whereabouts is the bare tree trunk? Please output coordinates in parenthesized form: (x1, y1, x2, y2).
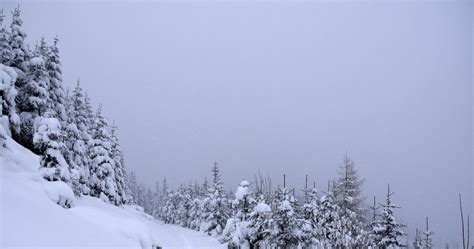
(460, 194, 466, 249)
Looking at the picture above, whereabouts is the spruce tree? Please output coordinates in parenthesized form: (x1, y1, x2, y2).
(316, 181, 341, 248)
(9, 6, 29, 71)
(334, 154, 367, 246)
(372, 184, 406, 248)
(270, 183, 301, 248)
(200, 162, 229, 236)
(0, 63, 20, 135)
(110, 124, 127, 204)
(88, 105, 118, 204)
(0, 10, 13, 65)
(301, 176, 321, 247)
(45, 36, 66, 121)
(33, 117, 70, 183)
(64, 80, 91, 196)
(247, 194, 273, 248)
(222, 180, 255, 247)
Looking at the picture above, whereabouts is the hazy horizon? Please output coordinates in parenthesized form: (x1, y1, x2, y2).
(4, 0, 472, 246)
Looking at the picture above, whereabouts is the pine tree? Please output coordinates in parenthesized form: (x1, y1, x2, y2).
(413, 229, 423, 249)
(0, 10, 13, 65)
(9, 6, 29, 71)
(33, 117, 70, 183)
(64, 80, 91, 196)
(316, 181, 341, 248)
(422, 217, 434, 249)
(334, 154, 367, 246)
(270, 179, 301, 248)
(222, 180, 255, 247)
(0, 63, 20, 135)
(88, 105, 118, 204)
(372, 184, 406, 248)
(44, 36, 66, 121)
(15, 54, 50, 151)
(200, 162, 230, 236)
(247, 194, 273, 248)
(110, 124, 127, 204)
(300, 176, 321, 247)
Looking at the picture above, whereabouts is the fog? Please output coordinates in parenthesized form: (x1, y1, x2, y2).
(5, 0, 472, 246)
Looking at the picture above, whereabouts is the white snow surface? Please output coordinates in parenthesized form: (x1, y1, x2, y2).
(0, 135, 224, 249)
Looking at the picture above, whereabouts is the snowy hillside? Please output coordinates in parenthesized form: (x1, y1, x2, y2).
(0, 135, 224, 249)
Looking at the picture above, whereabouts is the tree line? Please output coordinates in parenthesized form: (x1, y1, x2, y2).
(0, 6, 129, 206)
(128, 157, 414, 248)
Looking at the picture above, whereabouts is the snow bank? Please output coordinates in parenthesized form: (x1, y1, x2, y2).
(0, 135, 224, 249)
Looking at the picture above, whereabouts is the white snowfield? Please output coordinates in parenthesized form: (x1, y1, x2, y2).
(0, 135, 224, 249)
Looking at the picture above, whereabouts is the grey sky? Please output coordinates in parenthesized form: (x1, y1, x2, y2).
(4, 0, 472, 246)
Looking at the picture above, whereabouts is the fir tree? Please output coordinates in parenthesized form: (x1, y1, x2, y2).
(372, 184, 406, 248)
(422, 217, 434, 249)
(44, 36, 66, 121)
(33, 117, 70, 183)
(247, 194, 273, 248)
(0, 10, 13, 65)
(64, 80, 91, 196)
(200, 162, 229, 236)
(0, 63, 20, 135)
(222, 180, 255, 247)
(9, 6, 29, 71)
(88, 105, 118, 204)
(334, 154, 367, 246)
(110, 124, 127, 204)
(270, 182, 301, 248)
(316, 181, 341, 248)
(300, 176, 321, 247)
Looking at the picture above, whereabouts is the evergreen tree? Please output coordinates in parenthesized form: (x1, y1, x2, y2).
(0, 10, 13, 65)
(270, 185, 301, 248)
(0, 63, 20, 135)
(44, 36, 66, 121)
(334, 154, 367, 246)
(64, 80, 91, 196)
(222, 180, 255, 247)
(200, 162, 229, 236)
(316, 181, 341, 248)
(247, 194, 273, 248)
(15, 54, 50, 151)
(9, 6, 29, 71)
(110, 124, 127, 204)
(422, 217, 434, 249)
(413, 229, 423, 249)
(371, 185, 406, 248)
(88, 105, 118, 204)
(33, 117, 70, 183)
(300, 177, 321, 247)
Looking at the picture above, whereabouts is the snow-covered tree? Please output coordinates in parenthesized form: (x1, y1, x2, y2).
(422, 217, 434, 249)
(33, 117, 70, 183)
(316, 182, 341, 248)
(413, 229, 423, 249)
(300, 177, 321, 247)
(44, 36, 66, 121)
(0, 63, 19, 135)
(0, 10, 13, 65)
(9, 6, 29, 71)
(334, 154, 367, 246)
(88, 105, 118, 204)
(110, 124, 127, 204)
(371, 185, 405, 248)
(64, 80, 91, 196)
(222, 180, 255, 247)
(270, 186, 301, 247)
(15, 55, 50, 151)
(200, 162, 230, 236)
(247, 194, 273, 248)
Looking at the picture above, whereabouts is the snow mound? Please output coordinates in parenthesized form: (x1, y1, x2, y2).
(0, 135, 224, 248)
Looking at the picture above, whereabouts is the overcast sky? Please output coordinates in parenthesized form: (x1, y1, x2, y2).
(4, 0, 472, 246)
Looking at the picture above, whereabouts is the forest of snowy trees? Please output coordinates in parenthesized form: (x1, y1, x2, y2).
(0, 7, 129, 206)
(1, 6, 470, 249)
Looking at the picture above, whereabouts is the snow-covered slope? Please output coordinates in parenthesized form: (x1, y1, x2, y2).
(0, 135, 224, 249)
